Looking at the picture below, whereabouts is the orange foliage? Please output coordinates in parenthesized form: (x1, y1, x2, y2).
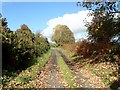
(62, 44, 77, 54)
(62, 41, 112, 58)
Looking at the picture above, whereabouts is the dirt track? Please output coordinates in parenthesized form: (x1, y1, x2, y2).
(29, 49, 106, 88)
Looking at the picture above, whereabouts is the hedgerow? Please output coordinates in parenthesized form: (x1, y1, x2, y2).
(1, 16, 50, 71)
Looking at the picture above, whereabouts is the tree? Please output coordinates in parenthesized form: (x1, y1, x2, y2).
(80, 2, 120, 89)
(87, 13, 115, 43)
(1, 21, 50, 71)
(1, 14, 17, 70)
(52, 24, 75, 46)
(34, 33, 50, 56)
(80, 2, 120, 43)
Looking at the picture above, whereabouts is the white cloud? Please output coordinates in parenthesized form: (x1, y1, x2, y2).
(75, 32, 88, 41)
(41, 10, 93, 42)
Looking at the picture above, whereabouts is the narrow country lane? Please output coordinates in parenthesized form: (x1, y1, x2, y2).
(3, 3, 120, 89)
(28, 48, 106, 88)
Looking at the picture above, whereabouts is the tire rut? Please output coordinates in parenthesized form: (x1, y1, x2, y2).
(28, 49, 106, 88)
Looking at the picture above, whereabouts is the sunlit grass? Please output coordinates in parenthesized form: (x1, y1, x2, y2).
(57, 53, 76, 88)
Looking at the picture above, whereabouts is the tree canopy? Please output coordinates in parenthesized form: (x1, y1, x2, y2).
(52, 24, 75, 46)
(80, 2, 120, 44)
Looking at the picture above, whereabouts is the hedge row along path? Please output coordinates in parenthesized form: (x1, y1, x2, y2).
(28, 49, 106, 88)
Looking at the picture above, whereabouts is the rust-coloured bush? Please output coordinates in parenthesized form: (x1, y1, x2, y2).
(62, 41, 113, 58)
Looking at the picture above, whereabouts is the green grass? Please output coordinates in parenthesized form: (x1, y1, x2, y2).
(3, 49, 52, 88)
(57, 53, 77, 88)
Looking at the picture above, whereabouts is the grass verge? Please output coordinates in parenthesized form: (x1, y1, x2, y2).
(85, 62, 117, 87)
(3, 49, 52, 88)
(57, 53, 76, 88)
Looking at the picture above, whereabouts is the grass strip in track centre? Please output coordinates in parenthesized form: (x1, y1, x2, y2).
(5, 49, 52, 88)
(57, 53, 77, 88)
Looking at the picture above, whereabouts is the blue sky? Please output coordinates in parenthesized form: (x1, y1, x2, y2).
(2, 2, 86, 32)
(2, 2, 92, 41)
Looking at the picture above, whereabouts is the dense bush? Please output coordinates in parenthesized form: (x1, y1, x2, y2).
(1, 16, 50, 71)
(63, 41, 119, 62)
(62, 40, 119, 66)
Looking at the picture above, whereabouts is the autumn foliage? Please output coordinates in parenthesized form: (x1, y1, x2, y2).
(52, 24, 75, 46)
(62, 40, 119, 61)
